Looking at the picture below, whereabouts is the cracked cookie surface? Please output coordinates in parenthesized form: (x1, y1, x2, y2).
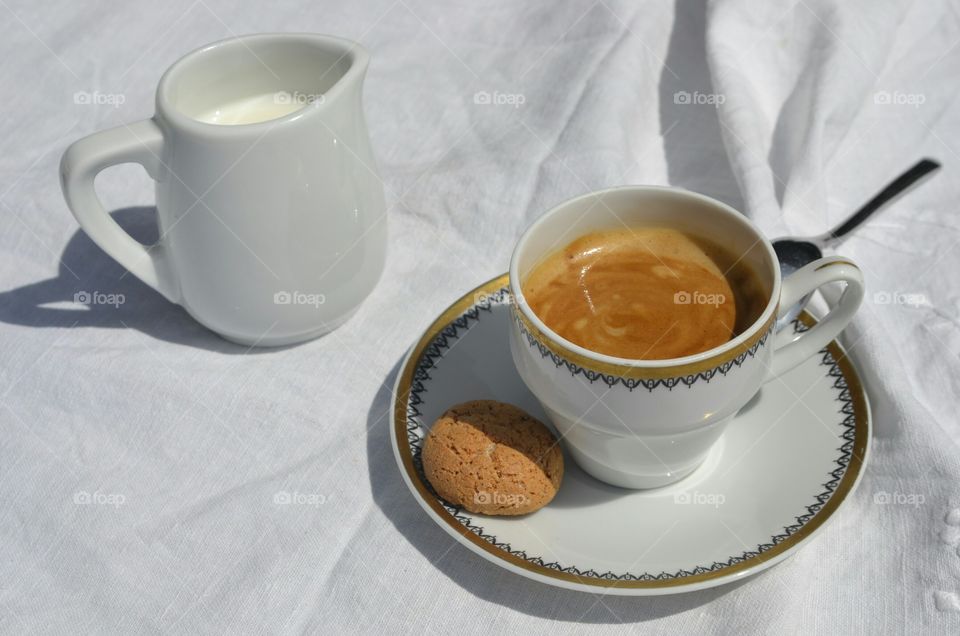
(422, 400, 564, 516)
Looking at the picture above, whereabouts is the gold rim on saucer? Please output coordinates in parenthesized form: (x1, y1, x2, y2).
(392, 273, 869, 589)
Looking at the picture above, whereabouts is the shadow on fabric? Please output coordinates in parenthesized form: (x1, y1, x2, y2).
(0, 206, 286, 354)
(657, 0, 743, 212)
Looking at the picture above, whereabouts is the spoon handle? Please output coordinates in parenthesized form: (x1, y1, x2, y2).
(826, 158, 941, 243)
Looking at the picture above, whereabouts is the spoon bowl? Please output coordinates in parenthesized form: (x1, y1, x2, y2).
(773, 159, 940, 330)
(773, 239, 824, 327)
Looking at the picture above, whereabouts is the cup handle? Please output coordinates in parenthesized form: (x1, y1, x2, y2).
(59, 119, 179, 303)
(766, 256, 864, 380)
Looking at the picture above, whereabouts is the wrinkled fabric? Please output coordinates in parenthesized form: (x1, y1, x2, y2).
(1, 0, 959, 633)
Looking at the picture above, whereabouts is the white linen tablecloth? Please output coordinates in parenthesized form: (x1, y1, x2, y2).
(1, 0, 959, 633)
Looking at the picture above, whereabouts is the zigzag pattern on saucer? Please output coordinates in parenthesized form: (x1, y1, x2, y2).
(403, 291, 856, 582)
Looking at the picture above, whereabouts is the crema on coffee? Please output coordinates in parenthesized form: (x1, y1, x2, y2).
(522, 227, 766, 360)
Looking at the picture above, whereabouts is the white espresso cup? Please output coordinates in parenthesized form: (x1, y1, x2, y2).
(60, 34, 387, 346)
(509, 186, 864, 489)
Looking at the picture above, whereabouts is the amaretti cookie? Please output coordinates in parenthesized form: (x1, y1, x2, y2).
(421, 400, 564, 516)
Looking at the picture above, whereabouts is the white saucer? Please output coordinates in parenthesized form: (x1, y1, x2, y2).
(391, 274, 870, 595)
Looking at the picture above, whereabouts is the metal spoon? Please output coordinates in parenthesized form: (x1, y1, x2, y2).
(773, 158, 941, 330)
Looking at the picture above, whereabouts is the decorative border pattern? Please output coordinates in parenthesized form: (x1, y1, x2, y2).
(404, 285, 858, 582)
(513, 308, 773, 391)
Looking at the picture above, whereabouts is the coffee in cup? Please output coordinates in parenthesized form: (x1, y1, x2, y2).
(522, 227, 768, 360)
(509, 186, 865, 489)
